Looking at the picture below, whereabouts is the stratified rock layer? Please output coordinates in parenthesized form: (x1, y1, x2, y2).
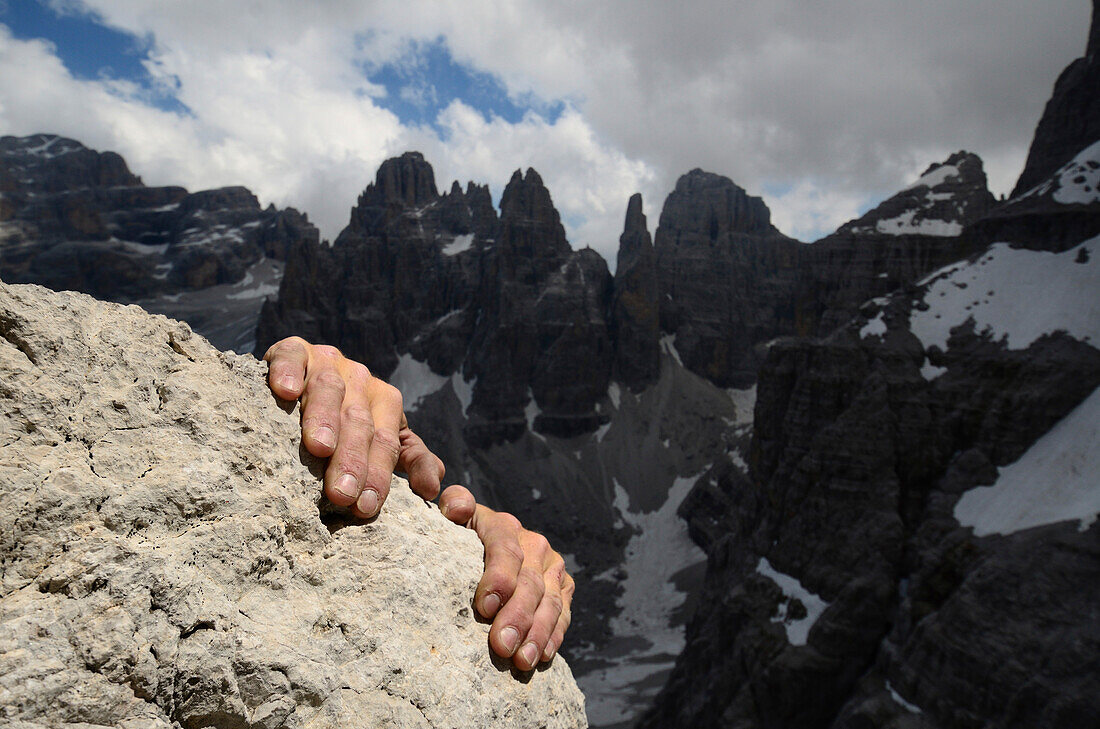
(0, 281, 587, 729)
(653, 169, 800, 388)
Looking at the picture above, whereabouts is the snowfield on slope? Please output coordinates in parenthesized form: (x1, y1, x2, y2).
(954, 385, 1100, 536)
(910, 236, 1099, 353)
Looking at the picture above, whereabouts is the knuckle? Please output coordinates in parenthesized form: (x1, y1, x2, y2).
(497, 540, 526, 567)
(544, 589, 564, 616)
(313, 344, 343, 360)
(376, 380, 403, 410)
(517, 567, 545, 598)
(347, 361, 373, 390)
(372, 428, 401, 461)
(266, 336, 306, 359)
(335, 455, 369, 477)
(342, 404, 374, 430)
(312, 370, 347, 398)
(497, 512, 523, 533)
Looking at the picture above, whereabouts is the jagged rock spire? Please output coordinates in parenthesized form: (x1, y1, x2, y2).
(612, 193, 660, 391)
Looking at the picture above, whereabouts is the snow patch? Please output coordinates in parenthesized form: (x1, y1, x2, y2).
(920, 359, 948, 380)
(886, 681, 923, 714)
(607, 381, 622, 409)
(954, 387, 1100, 536)
(226, 281, 280, 300)
(580, 474, 706, 726)
(595, 422, 611, 442)
(660, 334, 683, 365)
(450, 373, 475, 417)
(1052, 140, 1100, 206)
(910, 238, 1100, 353)
(756, 557, 830, 646)
(524, 390, 545, 440)
(875, 210, 962, 237)
(726, 385, 756, 427)
(903, 163, 960, 191)
(860, 312, 887, 339)
(387, 354, 449, 410)
(441, 233, 474, 256)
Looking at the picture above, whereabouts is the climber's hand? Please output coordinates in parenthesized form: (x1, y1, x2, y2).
(439, 485, 574, 670)
(263, 337, 445, 517)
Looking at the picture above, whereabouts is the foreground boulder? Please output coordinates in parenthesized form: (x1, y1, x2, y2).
(0, 281, 587, 729)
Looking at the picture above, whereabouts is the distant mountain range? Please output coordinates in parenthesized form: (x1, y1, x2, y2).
(1, 3, 1097, 727)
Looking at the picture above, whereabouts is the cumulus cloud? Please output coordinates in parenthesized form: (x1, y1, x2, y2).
(2, 0, 1092, 260)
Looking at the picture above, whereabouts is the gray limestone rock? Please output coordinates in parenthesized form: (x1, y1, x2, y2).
(0, 281, 587, 729)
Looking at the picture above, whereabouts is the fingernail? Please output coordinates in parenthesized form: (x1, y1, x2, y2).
(482, 593, 501, 617)
(543, 641, 557, 661)
(440, 503, 450, 518)
(334, 474, 358, 500)
(357, 489, 379, 517)
(313, 426, 336, 449)
(519, 642, 538, 667)
(500, 627, 519, 655)
(279, 374, 299, 393)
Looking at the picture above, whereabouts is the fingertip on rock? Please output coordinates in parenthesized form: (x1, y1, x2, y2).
(480, 592, 501, 619)
(356, 489, 380, 517)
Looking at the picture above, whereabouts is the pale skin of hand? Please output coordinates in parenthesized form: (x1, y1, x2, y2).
(263, 337, 574, 669)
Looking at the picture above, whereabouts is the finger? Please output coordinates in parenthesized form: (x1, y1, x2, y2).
(398, 427, 444, 501)
(438, 484, 475, 525)
(298, 346, 346, 458)
(489, 530, 550, 664)
(543, 571, 575, 662)
(263, 337, 309, 400)
(469, 507, 525, 620)
(350, 377, 402, 518)
(322, 368, 374, 508)
(514, 548, 567, 670)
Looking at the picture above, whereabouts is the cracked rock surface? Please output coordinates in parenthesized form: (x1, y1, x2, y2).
(0, 280, 587, 729)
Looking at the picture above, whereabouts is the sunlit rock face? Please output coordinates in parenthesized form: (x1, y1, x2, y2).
(0, 280, 588, 729)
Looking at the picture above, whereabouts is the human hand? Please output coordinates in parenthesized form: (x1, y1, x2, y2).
(263, 337, 445, 517)
(438, 485, 575, 670)
(263, 337, 574, 668)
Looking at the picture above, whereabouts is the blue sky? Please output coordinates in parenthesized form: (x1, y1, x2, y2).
(0, 0, 1089, 258)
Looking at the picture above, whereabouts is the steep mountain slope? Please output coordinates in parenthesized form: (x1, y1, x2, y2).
(0, 134, 318, 351)
(1011, 0, 1100, 197)
(641, 35, 1100, 725)
(643, 231, 1099, 729)
(798, 151, 997, 335)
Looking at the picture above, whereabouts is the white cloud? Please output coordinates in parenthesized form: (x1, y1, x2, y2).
(1, 0, 1092, 256)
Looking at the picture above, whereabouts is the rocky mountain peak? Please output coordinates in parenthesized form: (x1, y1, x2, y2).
(367, 150, 439, 207)
(1, 133, 142, 193)
(622, 192, 647, 238)
(1090, 0, 1099, 61)
(836, 150, 995, 238)
(496, 165, 570, 272)
(612, 192, 660, 391)
(1011, 0, 1100, 197)
(662, 168, 776, 238)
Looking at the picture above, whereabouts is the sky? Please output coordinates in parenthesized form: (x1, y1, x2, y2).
(0, 0, 1091, 267)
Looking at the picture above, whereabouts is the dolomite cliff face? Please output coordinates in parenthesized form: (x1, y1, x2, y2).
(0, 281, 587, 729)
